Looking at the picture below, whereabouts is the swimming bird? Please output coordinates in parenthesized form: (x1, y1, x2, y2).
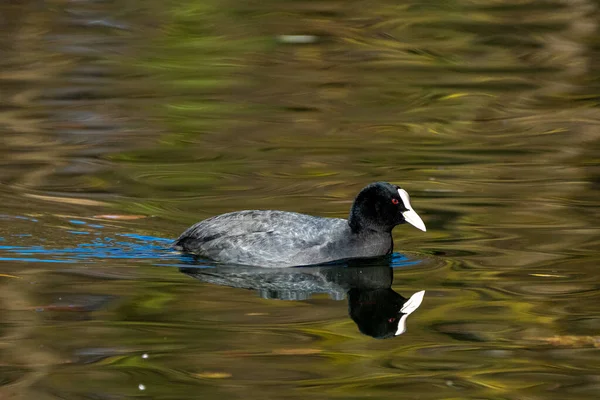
(174, 182, 426, 267)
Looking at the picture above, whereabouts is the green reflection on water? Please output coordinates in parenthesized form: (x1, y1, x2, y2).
(0, 0, 599, 399)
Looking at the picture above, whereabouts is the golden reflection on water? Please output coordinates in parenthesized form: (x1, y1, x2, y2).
(0, 0, 599, 399)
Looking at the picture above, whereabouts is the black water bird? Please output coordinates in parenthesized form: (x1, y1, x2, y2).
(174, 182, 426, 267)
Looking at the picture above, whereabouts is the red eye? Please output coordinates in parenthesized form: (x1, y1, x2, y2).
(388, 317, 396, 323)
(391, 198, 399, 205)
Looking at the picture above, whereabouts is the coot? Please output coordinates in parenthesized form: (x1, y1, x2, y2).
(174, 182, 426, 267)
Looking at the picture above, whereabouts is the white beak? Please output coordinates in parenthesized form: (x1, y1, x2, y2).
(395, 290, 425, 336)
(398, 189, 426, 232)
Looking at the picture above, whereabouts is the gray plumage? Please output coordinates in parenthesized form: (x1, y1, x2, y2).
(173, 182, 426, 267)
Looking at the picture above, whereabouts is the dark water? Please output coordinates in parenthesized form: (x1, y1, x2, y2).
(1, 0, 600, 399)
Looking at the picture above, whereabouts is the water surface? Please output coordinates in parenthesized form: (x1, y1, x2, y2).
(1, 0, 599, 399)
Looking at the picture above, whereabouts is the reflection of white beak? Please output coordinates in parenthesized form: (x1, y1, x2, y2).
(398, 189, 426, 232)
(395, 290, 425, 336)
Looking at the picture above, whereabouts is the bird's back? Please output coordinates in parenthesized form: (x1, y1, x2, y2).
(174, 210, 350, 267)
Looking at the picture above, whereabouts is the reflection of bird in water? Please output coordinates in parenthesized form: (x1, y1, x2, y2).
(348, 287, 424, 338)
(180, 263, 424, 339)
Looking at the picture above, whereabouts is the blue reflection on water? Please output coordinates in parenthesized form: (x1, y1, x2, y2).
(391, 253, 420, 268)
(0, 214, 185, 264)
(0, 233, 181, 264)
